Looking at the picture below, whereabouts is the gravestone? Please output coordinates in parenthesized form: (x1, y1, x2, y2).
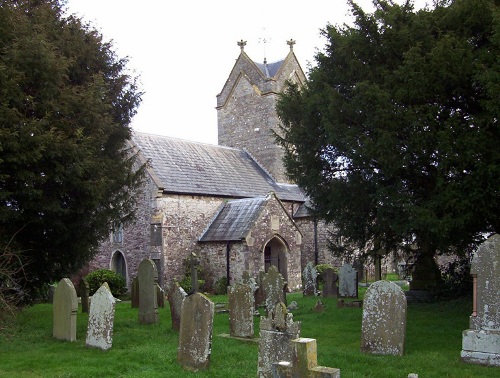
(461, 234, 500, 366)
(228, 282, 255, 338)
(168, 281, 187, 331)
(177, 292, 215, 371)
(262, 266, 286, 314)
(322, 268, 338, 298)
(302, 262, 318, 296)
(313, 299, 325, 313)
(53, 278, 78, 342)
(353, 260, 365, 282)
(85, 283, 116, 350)
(360, 280, 407, 356)
(131, 276, 139, 308)
(156, 284, 165, 308)
(339, 263, 358, 298)
(78, 278, 90, 313)
(138, 258, 159, 324)
(272, 338, 341, 378)
(258, 302, 301, 378)
(254, 271, 266, 309)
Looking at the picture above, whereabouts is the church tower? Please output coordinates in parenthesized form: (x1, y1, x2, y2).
(216, 40, 306, 183)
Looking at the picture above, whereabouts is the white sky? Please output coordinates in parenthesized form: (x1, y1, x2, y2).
(64, 0, 430, 145)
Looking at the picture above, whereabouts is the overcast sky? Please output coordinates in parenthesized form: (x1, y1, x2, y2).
(64, 0, 430, 145)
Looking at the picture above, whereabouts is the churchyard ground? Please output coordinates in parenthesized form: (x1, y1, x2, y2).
(0, 292, 497, 378)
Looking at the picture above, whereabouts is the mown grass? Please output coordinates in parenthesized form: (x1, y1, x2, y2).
(0, 292, 497, 377)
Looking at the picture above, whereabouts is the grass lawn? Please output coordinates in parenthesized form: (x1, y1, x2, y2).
(0, 292, 498, 378)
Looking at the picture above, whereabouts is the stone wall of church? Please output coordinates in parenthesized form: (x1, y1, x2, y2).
(89, 174, 156, 288)
(295, 218, 341, 269)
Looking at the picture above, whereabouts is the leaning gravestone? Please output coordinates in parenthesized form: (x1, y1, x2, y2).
(138, 258, 159, 324)
(131, 276, 139, 308)
(228, 282, 255, 338)
(461, 234, 500, 366)
(168, 281, 187, 331)
(53, 278, 78, 342)
(258, 302, 301, 378)
(78, 278, 90, 313)
(322, 268, 338, 298)
(177, 292, 215, 371)
(262, 266, 286, 314)
(339, 263, 358, 298)
(360, 280, 407, 356)
(303, 262, 318, 296)
(86, 283, 116, 350)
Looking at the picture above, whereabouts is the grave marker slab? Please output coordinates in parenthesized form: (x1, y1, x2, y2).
(156, 284, 165, 308)
(303, 262, 318, 296)
(360, 280, 407, 356)
(138, 258, 159, 324)
(168, 281, 187, 331)
(177, 292, 215, 371)
(53, 278, 78, 342)
(262, 266, 286, 315)
(339, 263, 358, 298)
(258, 302, 301, 378)
(322, 268, 338, 298)
(78, 278, 90, 313)
(86, 283, 116, 350)
(131, 276, 139, 308)
(228, 282, 255, 338)
(461, 234, 500, 366)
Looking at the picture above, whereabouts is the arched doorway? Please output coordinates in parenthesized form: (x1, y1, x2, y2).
(111, 250, 127, 281)
(263, 236, 288, 282)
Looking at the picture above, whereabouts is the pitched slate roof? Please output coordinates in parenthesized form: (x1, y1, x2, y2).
(132, 132, 305, 202)
(199, 197, 267, 242)
(255, 59, 285, 78)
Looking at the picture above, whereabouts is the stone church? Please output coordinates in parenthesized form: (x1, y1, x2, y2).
(89, 40, 336, 291)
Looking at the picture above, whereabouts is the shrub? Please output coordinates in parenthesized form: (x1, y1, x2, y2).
(85, 269, 126, 297)
(214, 276, 228, 295)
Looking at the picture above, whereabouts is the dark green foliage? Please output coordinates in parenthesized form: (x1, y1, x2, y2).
(315, 263, 335, 285)
(437, 253, 474, 299)
(0, 0, 144, 300)
(179, 257, 206, 293)
(276, 0, 500, 285)
(213, 276, 228, 295)
(85, 269, 126, 297)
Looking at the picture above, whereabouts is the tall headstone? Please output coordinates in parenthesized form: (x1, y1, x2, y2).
(339, 263, 358, 298)
(302, 262, 318, 296)
(177, 292, 215, 371)
(228, 282, 255, 338)
(131, 276, 139, 308)
(53, 278, 78, 342)
(168, 281, 187, 331)
(85, 283, 116, 350)
(360, 280, 407, 356)
(78, 278, 90, 313)
(262, 266, 286, 314)
(258, 302, 301, 378)
(322, 268, 338, 298)
(254, 271, 266, 309)
(138, 258, 159, 324)
(461, 234, 500, 366)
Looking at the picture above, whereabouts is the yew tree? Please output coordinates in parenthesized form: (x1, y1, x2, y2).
(0, 0, 144, 299)
(276, 0, 500, 290)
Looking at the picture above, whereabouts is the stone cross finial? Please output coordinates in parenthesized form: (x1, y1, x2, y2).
(237, 39, 247, 51)
(287, 39, 296, 51)
(190, 252, 200, 294)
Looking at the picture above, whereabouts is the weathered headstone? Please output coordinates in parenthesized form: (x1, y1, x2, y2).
(78, 278, 90, 313)
(322, 268, 338, 298)
(360, 280, 407, 356)
(339, 263, 358, 298)
(53, 278, 78, 342)
(168, 281, 187, 331)
(138, 258, 159, 324)
(156, 284, 165, 308)
(313, 299, 325, 313)
(272, 338, 341, 378)
(189, 252, 200, 293)
(254, 271, 266, 309)
(461, 234, 500, 366)
(177, 292, 215, 371)
(302, 262, 318, 296)
(262, 266, 286, 315)
(131, 276, 139, 308)
(258, 302, 301, 378)
(85, 283, 116, 350)
(228, 282, 255, 338)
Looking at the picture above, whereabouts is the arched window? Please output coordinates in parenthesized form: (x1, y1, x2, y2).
(111, 251, 127, 280)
